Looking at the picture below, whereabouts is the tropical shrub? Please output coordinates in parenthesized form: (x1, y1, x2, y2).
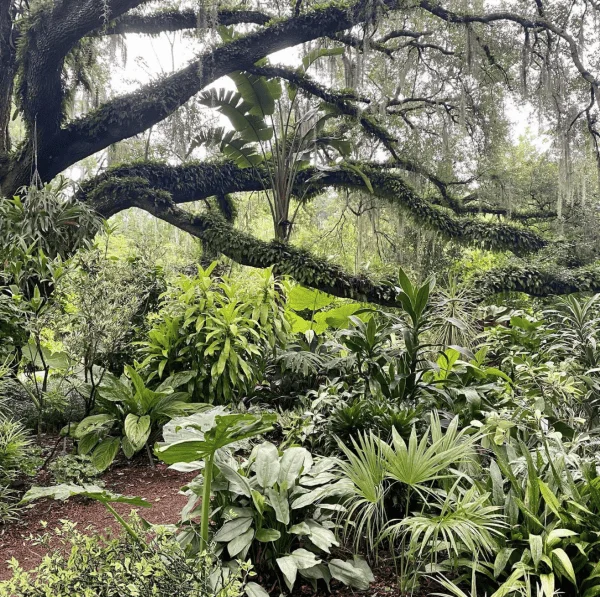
(155, 409, 373, 593)
(139, 264, 289, 404)
(336, 413, 488, 591)
(67, 366, 199, 470)
(156, 408, 277, 549)
(0, 416, 41, 523)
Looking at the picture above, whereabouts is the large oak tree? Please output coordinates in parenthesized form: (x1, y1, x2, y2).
(1, 0, 600, 303)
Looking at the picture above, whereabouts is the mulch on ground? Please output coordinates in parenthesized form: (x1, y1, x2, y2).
(0, 461, 196, 581)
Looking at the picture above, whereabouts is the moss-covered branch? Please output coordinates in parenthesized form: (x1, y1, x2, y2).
(82, 161, 547, 257)
(104, 9, 271, 35)
(43, 0, 403, 182)
(99, 178, 399, 305)
(17, 0, 146, 139)
(474, 264, 600, 297)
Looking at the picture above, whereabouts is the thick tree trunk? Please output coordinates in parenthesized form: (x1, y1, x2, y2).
(0, 0, 15, 154)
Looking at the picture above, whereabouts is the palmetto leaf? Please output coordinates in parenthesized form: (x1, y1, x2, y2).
(386, 487, 505, 556)
(382, 413, 477, 493)
(336, 432, 387, 554)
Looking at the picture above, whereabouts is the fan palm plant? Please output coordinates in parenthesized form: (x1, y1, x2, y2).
(336, 412, 485, 589)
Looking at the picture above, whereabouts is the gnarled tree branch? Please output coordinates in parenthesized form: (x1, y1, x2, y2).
(104, 9, 271, 35)
(80, 160, 547, 256)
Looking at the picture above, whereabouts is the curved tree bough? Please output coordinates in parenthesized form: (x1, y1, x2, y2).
(99, 177, 400, 306)
(85, 175, 600, 304)
(81, 161, 547, 256)
(474, 264, 600, 298)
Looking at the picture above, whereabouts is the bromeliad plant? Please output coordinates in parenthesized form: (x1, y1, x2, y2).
(67, 366, 198, 470)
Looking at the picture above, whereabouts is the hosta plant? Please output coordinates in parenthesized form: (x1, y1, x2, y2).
(183, 442, 373, 593)
(67, 367, 199, 471)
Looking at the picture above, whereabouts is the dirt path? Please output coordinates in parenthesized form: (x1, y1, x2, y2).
(0, 463, 196, 580)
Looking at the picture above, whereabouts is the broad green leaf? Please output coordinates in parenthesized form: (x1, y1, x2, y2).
(91, 437, 120, 472)
(278, 447, 312, 488)
(300, 47, 344, 74)
(73, 414, 115, 440)
(77, 431, 101, 456)
(228, 527, 254, 557)
(493, 548, 515, 578)
(306, 520, 339, 553)
(218, 462, 252, 498)
(329, 557, 373, 590)
(551, 548, 577, 586)
(214, 517, 253, 542)
(121, 436, 136, 459)
(289, 522, 311, 535)
(539, 479, 562, 518)
(540, 573, 555, 597)
(256, 528, 281, 542)
(228, 71, 281, 117)
(529, 534, 543, 569)
(245, 582, 270, 597)
(265, 487, 290, 525)
(291, 549, 321, 570)
(22, 484, 150, 507)
(276, 556, 298, 591)
(254, 442, 280, 488)
(124, 413, 151, 451)
(291, 479, 352, 509)
(288, 286, 334, 311)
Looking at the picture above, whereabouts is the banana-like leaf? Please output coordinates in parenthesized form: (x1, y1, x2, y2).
(221, 132, 264, 169)
(228, 71, 282, 117)
(199, 89, 272, 142)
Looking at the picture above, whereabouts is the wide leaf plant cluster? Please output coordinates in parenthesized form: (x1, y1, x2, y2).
(67, 366, 198, 470)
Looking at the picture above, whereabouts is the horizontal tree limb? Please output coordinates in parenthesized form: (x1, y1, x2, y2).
(82, 173, 600, 304)
(474, 264, 600, 297)
(104, 9, 271, 35)
(43, 0, 404, 182)
(81, 160, 547, 256)
(115, 179, 400, 305)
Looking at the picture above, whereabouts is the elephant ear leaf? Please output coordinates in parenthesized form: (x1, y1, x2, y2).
(124, 414, 151, 452)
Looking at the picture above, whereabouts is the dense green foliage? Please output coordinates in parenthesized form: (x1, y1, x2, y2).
(0, 517, 249, 597)
(2, 1, 600, 594)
